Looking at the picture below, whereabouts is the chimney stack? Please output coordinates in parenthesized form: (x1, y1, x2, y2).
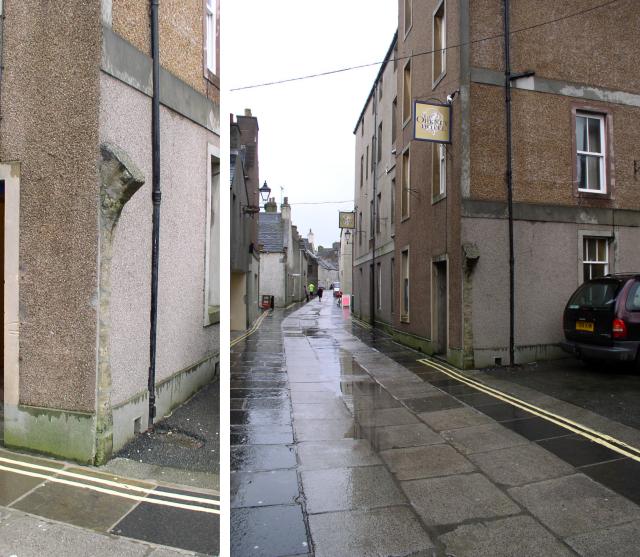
(264, 197, 278, 213)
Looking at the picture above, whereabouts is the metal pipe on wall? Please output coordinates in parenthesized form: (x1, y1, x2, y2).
(503, 0, 515, 366)
(148, 0, 161, 429)
(371, 82, 378, 327)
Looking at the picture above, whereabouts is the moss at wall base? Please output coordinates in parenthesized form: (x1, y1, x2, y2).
(3, 404, 96, 464)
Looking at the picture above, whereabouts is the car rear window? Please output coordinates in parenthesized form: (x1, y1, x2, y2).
(626, 281, 640, 311)
(568, 280, 621, 310)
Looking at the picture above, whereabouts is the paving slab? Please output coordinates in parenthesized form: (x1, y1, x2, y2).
(439, 515, 575, 557)
(297, 440, 382, 470)
(231, 469, 300, 508)
(469, 443, 575, 487)
(381, 444, 475, 480)
(508, 473, 640, 538)
(355, 407, 419, 427)
(417, 406, 492, 431)
(308, 506, 434, 557)
(294, 418, 355, 442)
(371, 423, 444, 450)
(231, 444, 297, 472)
(231, 505, 309, 557)
(0, 511, 152, 557)
(403, 473, 520, 526)
(292, 402, 352, 420)
(301, 465, 406, 513)
(442, 422, 529, 455)
(566, 519, 640, 556)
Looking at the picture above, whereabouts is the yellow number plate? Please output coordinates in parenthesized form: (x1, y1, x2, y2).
(576, 321, 594, 332)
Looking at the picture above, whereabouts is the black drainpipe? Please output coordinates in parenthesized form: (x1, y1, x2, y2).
(503, 0, 515, 367)
(148, 0, 161, 430)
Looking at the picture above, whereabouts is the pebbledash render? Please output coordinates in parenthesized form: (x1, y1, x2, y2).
(0, 0, 219, 463)
(353, 0, 640, 369)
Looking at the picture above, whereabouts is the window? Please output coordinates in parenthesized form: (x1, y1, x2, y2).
(370, 199, 374, 238)
(392, 97, 397, 144)
(371, 135, 375, 172)
(205, 146, 220, 325)
(576, 112, 606, 193)
(390, 258, 395, 313)
(391, 178, 395, 225)
(376, 192, 381, 233)
(377, 262, 382, 310)
(403, 61, 412, 124)
(401, 249, 409, 320)
(377, 122, 383, 162)
(404, 0, 412, 37)
(379, 77, 383, 101)
(401, 148, 410, 219)
(583, 237, 608, 280)
(432, 144, 446, 198)
(360, 155, 364, 188)
(366, 146, 369, 180)
(433, 0, 446, 85)
(205, 0, 219, 75)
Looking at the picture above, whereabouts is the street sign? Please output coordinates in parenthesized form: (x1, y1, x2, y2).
(413, 100, 451, 144)
(339, 211, 356, 229)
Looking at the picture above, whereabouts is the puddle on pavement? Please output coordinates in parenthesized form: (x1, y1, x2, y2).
(153, 429, 205, 449)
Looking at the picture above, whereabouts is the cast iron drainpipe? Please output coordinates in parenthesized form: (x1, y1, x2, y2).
(503, 0, 534, 367)
(148, 0, 161, 430)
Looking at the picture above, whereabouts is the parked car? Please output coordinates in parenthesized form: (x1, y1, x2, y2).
(332, 282, 341, 298)
(560, 274, 640, 367)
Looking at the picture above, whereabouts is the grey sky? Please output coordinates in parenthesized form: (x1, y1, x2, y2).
(226, 1, 398, 249)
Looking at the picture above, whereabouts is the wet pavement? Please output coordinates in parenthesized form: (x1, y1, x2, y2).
(230, 298, 640, 557)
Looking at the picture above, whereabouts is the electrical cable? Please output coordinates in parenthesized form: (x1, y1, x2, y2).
(230, 0, 623, 91)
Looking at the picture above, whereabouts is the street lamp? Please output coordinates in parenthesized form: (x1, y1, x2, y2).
(344, 229, 351, 244)
(259, 181, 271, 202)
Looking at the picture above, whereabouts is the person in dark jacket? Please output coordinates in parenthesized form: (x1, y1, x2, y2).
(318, 286, 324, 301)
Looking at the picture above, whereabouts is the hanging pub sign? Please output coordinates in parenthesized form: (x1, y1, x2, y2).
(338, 211, 356, 229)
(413, 100, 452, 144)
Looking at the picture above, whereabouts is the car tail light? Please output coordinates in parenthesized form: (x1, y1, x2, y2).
(613, 318, 627, 339)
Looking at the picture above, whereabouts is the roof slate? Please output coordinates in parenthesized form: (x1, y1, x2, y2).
(258, 212, 284, 252)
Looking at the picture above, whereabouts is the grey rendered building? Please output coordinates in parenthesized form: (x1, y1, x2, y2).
(1, 0, 219, 462)
(355, 0, 640, 368)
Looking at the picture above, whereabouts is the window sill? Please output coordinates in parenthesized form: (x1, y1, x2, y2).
(432, 192, 447, 205)
(404, 23, 413, 41)
(432, 71, 446, 90)
(206, 305, 220, 326)
(204, 69, 220, 88)
(401, 215, 410, 223)
(400, 315, 410, 323)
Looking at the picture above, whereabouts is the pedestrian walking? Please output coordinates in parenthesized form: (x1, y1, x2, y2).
(317, 286, 324, 301)
(304, 285, 309, 302)
(308, 283, 315, 298)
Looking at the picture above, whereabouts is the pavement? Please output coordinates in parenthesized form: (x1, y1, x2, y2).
(0, 380, 219, 556)
(230, 298, 640, 557)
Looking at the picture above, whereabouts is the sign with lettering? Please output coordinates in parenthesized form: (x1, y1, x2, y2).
(413, 101, 451, 144)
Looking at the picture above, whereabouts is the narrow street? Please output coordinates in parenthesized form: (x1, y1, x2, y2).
(231, 299, 640, 557)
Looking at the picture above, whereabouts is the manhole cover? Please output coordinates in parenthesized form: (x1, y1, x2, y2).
(154, 429, 204, 449)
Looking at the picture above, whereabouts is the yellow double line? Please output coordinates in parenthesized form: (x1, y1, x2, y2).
(230, 309, 271, 347)
(418, 357, 640, 464)
(0, 455, 219, 514)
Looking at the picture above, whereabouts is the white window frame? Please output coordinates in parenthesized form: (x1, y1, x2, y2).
(206, 0, 218, 75)
(402, 60, 412, 126)
(401, 145, 410, 220)
(432, 0, 446, 87)
(576, 112, 606, 194)
(204, 143, 220, 326)
(439, 144, 446, 196)
(582, 237, 609, 281)
(404, 0, 413, 38)
(401, 248, 410, 322)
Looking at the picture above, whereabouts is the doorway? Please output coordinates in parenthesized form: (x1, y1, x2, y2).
(432, 260, 447, 355)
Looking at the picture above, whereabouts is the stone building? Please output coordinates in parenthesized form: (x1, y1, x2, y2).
(353, 32, 398, 326)
(230, 111, 261, 331)
(258, 198, 309, 307)
(0, 0, 220, 462)
(354, 0, 640, 368)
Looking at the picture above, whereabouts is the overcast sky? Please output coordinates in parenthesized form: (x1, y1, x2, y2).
(225, 1, 398, 249)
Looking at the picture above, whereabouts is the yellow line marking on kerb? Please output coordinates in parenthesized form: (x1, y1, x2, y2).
(230, 309, 271, 347)
(0, 456, 218, 506)
(418, 357, 640, 463)
(0, 463, 219, 514)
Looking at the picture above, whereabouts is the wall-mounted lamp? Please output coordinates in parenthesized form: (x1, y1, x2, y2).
(259, 181, 271, 202)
